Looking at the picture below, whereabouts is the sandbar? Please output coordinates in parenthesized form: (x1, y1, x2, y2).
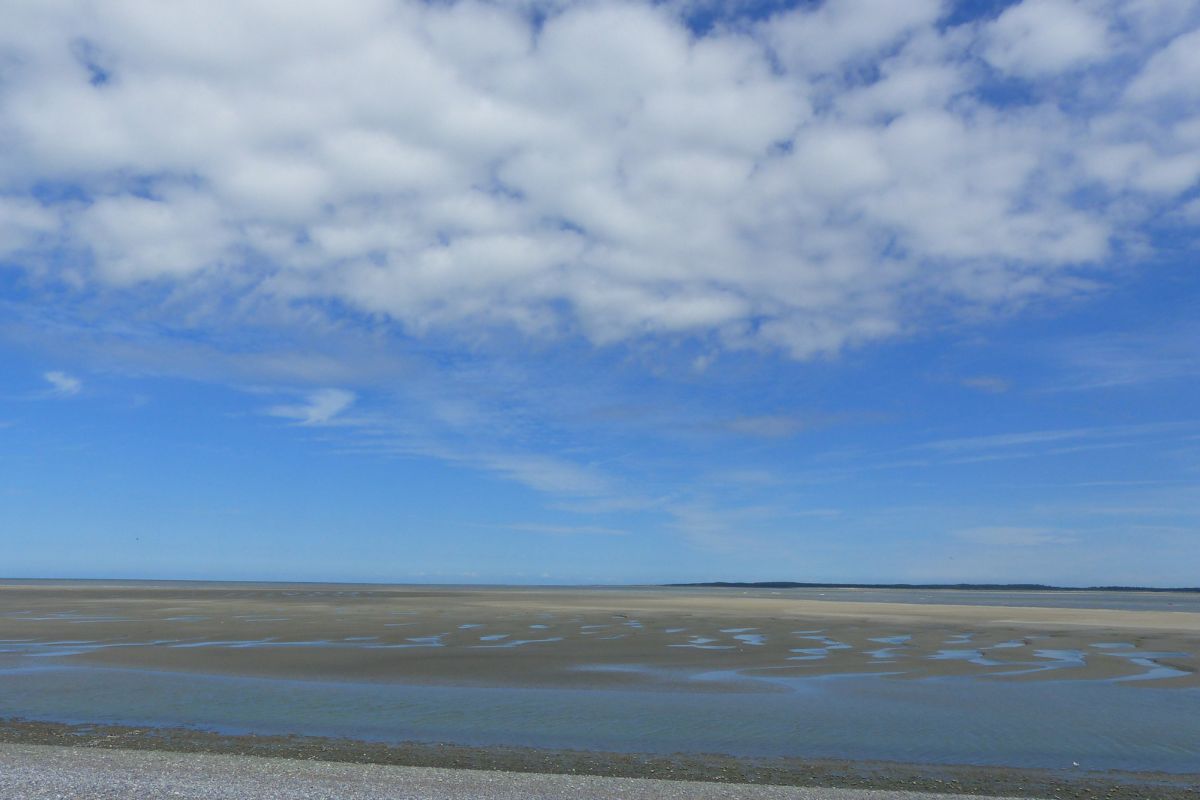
(1, 582, 1196, 688)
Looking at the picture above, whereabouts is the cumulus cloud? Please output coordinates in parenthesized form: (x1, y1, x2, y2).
(1124, 28, 1200, 103)
(981, 0, 1110, 76)
(43, 370, 82, 396)
(78, 191, 232, 284)
(267, 388, 356, 425)
(0, 0, 1197, 360)
(0, 197, 61, 257)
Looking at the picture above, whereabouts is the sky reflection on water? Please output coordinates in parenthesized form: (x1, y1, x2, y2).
(0, 661, 1196, 774)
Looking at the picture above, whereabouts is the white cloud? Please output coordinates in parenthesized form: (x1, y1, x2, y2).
(476, 452, 612, 496)
(78, 191, 232, 284)
(1125, 28, 1200, 103)
(982, 0, 1111, 77)
(43, 370, 82, 396)
(0, 1, 1197, 361)
(267, 388, 356, 425)
(0, 197, 61, 258)
(764, 0, 943, 74)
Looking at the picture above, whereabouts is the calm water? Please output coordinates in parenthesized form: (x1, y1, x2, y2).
(0, 661, 1196, 773)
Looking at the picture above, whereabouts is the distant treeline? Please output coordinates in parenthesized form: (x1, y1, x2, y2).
(667, 581, 1200, 592)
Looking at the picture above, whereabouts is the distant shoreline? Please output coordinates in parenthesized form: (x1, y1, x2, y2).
(3, 577, 1198, 592)
(667, 581, 1200, 592)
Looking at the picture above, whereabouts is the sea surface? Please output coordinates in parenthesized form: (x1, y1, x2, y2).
(0, 660, 1197, 773)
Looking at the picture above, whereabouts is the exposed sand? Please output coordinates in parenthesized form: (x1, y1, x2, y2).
(2, 582, 1197, 688)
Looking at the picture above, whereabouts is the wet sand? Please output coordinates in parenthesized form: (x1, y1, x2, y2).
(1, 582, 1197, 688)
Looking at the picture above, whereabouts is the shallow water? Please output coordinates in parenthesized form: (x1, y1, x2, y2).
(0, 661, 1196, 773)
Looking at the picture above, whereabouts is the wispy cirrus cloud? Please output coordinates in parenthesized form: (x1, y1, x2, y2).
(474, 452, 614, 497)
(1047, 324, 1200, 391)
(793, 420, 1200, 479)
(42, 370, 82, 397)
(500, 522, 629, 537)
(916, 421, 1196, 455)
(266, 388, 356, 426)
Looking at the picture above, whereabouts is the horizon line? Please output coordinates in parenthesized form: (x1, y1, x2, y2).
(2, 576, 1198, 593)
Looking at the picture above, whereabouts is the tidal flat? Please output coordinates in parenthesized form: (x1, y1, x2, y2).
(1, 581, 1196, 688)
(1, 580, 1198, 787)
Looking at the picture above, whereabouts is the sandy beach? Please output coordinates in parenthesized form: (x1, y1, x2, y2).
(1, 582, 1196, 688)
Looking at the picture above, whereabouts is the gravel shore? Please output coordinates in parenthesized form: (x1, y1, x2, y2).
(0, 742, 1030, 800)
(2, 719, 1197, 800)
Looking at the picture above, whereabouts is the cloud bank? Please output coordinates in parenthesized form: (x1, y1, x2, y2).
(1, 0, 1198, 361)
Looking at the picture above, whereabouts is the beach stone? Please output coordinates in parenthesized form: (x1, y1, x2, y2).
(0, 742, 1031, 800)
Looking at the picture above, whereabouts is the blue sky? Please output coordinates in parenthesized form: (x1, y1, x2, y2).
(1, 0, 1198, 586)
